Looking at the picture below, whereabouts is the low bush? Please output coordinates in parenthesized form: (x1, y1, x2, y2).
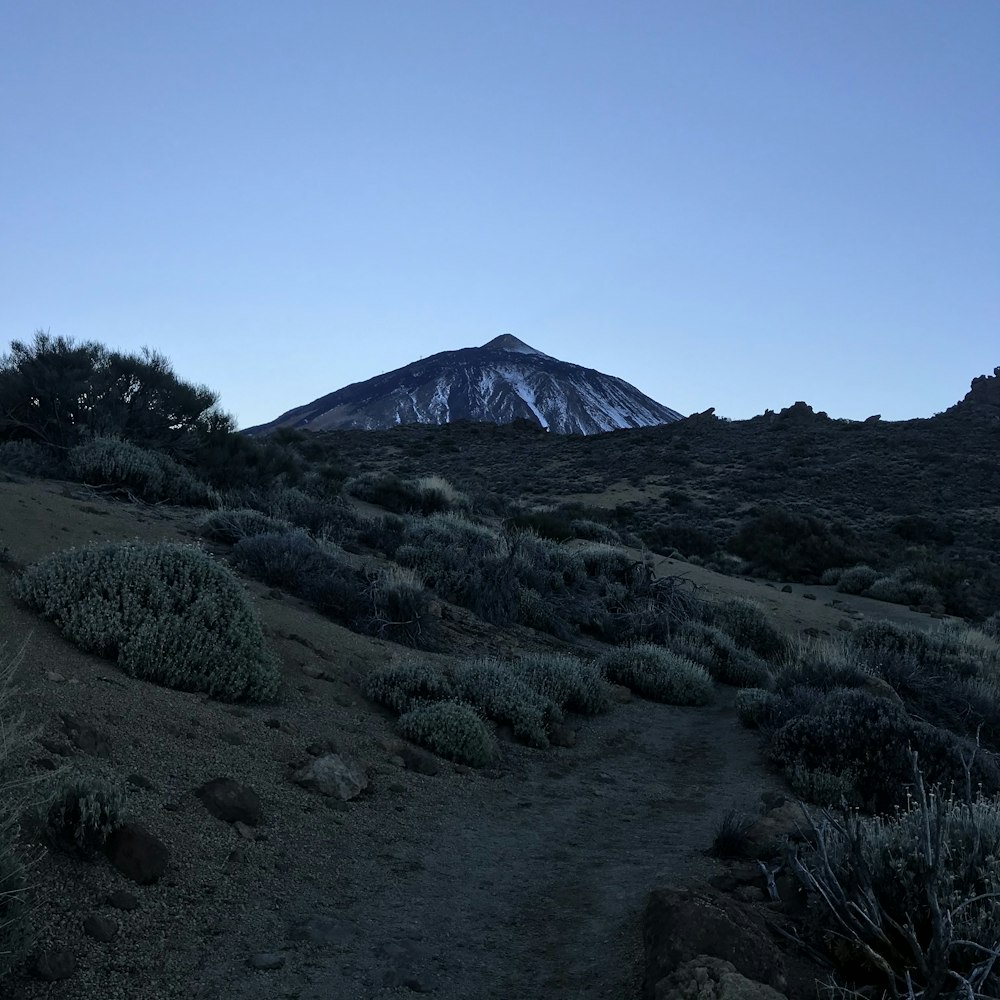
(361, 566, 436, 647)
(15, 541, 279, 701)
(397, 700, 497, 767)
(708, 598, 792, 664)
(0, 638, 34, 979)
(69, 436, 216, 507)
(836, 564, 880, 595)
(345, 472, 468, 515)
(509, 653, 612, 716)
(570, 519, 621, 544)
(735, 687, 780, 729)
(710, 809, 755, 859)
(363, 662, 455, 715)
(598, 644, 714, 705)
(864, 571, 942, 609)
(198, 508, 294, 544)
(43, 774, 127, 859)
(0, 440, 64, 478)
(450, 658, 561, 748)
(671, 621, 773, 688)
(768, 689, 999, 811)
(791, 765, 1000, 998)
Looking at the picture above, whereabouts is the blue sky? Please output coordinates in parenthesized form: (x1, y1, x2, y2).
(2, 1, 997, 427)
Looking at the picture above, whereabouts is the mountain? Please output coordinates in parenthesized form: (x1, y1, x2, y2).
(246, 334, 684, 436)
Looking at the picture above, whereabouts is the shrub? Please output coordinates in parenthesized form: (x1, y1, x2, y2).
(345, 472, 468, 515)
(397, 700, 497, 767)
(15, 541, 279, 701)
(43, 774, 127, 858)
(508, 653, 612, 715)
(710, 809, 755, 859)
(363, 662, 455, 714)
(450, 658, 561, 748)
(361, 566, 436, 647)
(598, 644, 714, 705)
(864, 572, 943, 609)
(768, 689, 999, 812)
(708, 598, 792, 664)
(728, 507, 856, 580)
(69, 436, 217, 507)
(0, 639, 35, 979)
(836, 564, 880, 595)
(791, 766, 1000, 998)
(819, 567, 844, 586)
(570, 519, 620, 544)
(981, 610, 1000, 640)
(0, 440, 63, 478)
(198, 507, 294, 544)
(672, 621, 773, 687)
(735, 687, 780, 729)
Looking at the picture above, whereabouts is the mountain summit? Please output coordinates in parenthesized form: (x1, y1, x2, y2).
(247, 335, 683, 435)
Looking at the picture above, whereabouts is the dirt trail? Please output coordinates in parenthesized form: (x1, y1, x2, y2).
(194, 692, 780, 1000)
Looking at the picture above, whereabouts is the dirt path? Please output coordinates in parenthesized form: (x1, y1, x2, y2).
(191, 692, 780, 1000)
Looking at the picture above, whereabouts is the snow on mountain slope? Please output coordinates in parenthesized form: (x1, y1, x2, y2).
(246, 335, 683, 436)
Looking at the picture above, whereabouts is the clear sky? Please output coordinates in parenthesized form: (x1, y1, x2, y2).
(2, 2, 997, 427)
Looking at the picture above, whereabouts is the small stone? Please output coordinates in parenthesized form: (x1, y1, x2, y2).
(389, 755, 406, 768)
(780, 585, 793, 593)
(802, 593, 817, 601)
(46, 671, 65, 683)
(60, 714, 112, 758)
(248, 952, 285, 971)
(107, 889, 139, 911)
(288, 915, 348, 946)
(127, 774, 157, 791)
(220, 729, 245, 746)
(398, 745, 440, 776)
(34, 949, 76, 981)
(453, 764, 473, 776)
(234, 821, 257, 841)
(105, 823, 169, 885)
(195, 777, 262, 826)
(291, 753, 367, 801)
(83, 913, 118, 942)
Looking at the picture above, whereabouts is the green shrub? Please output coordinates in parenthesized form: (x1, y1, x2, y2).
(597, 644, 714, 705)
(69, 436, 217, 507)
(397, 700, 497, 767)
(345, 472, 468, 515)
(450, 658, 561, 748)
(509, 653, 612, 715)
(570, 519, 621, 544)
(43, 773, 127, 858)
(708, 597, 792, 664)
(836, 564, 880, 595)
(198, 507, 294, 544)
(361, 566, 436, 647)
(792, 775, 1000, 997)
(15, 541, 279, 701)
(735, 687, 780, 729)
(363, 662, 455, 714)
(865, 571, 942, 609)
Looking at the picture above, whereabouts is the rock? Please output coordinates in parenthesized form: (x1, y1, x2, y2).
(107, 889, 139, 910)
(195, 777, 262, 826)
(127, 773, 157, 791)
(643, 887, 787, 998)
(862, 676, 905, 708)
(60, 714, 111, 758)
(654, 955, 788, 1000)
(46, 671, 65, 683)
(234, 821, 257, 841)
(248, 952, 285, 971)
(610, 683, 633, 703)
(837, 619, 854, 631)
(305, 738, 340, 757)
(742, 801, 807, 857)
(549, 723, 577, 748)
(780, 585, 792, 594)
(83, 913, 118, 942)
(802, 593, 817, 601)
(398, 744, 440, 776)
(34, 949, 76, 981)
(37, 736, 73, 757)
(220, 729, 245, 746)
(291, 753, 367, 801)
(105, 823, 169, 885)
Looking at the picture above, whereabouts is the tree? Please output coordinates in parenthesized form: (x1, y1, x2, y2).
(0, 332, 222, 455)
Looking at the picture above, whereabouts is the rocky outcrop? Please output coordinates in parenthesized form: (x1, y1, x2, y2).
(949, 366, 1000, 418)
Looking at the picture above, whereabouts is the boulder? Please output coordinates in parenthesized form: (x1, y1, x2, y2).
(643, 888, 787, 998)
(196, 777, 262, 826)
(291, 754, 367, 801)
